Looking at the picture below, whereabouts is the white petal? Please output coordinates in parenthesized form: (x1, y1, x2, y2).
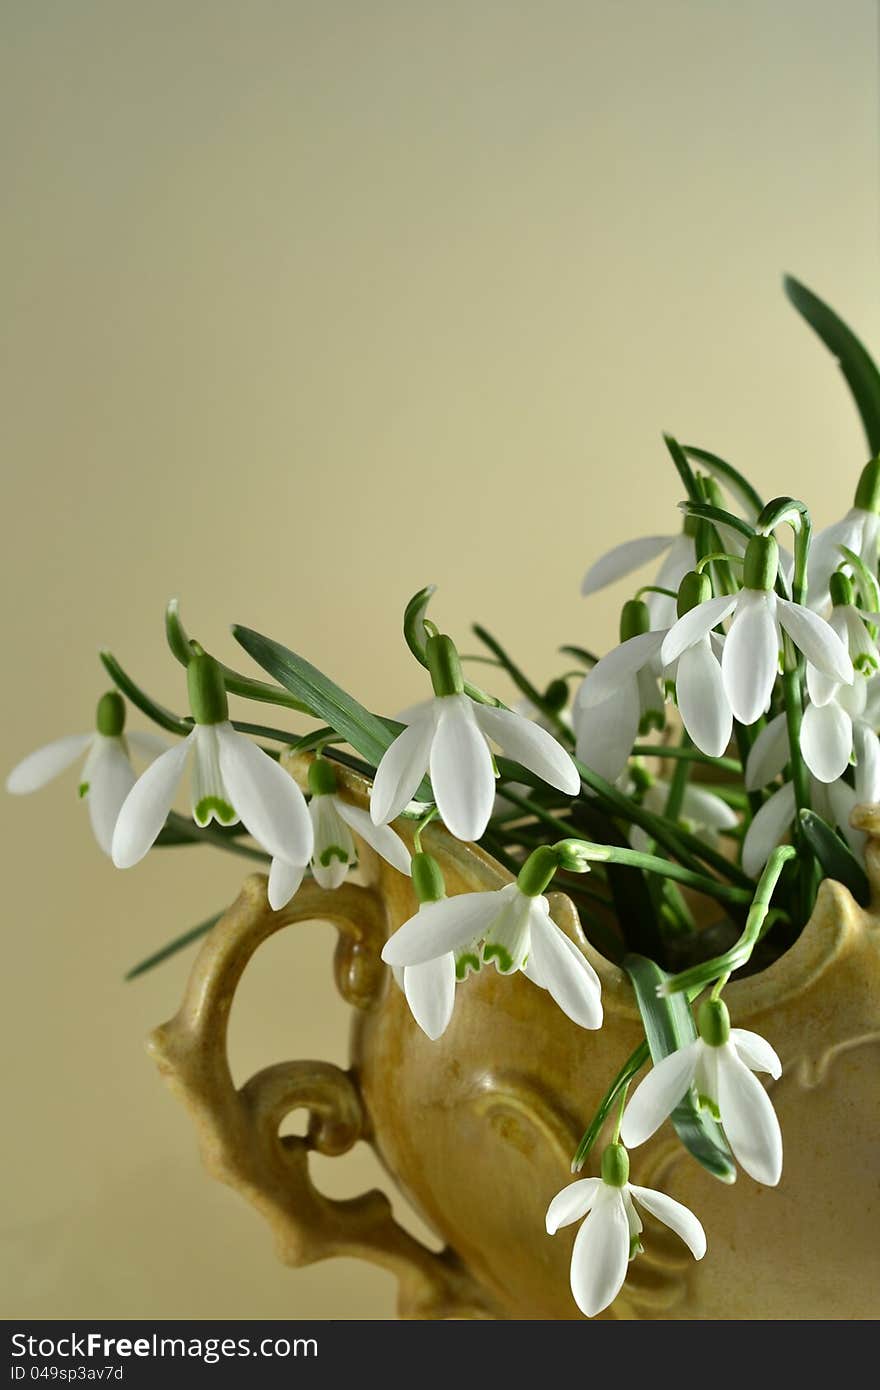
(545, 1178, 603, 1234)
(730, 1028, 782, 1079)
(716, 1044, 783, 1185)
(646, 536, 694, 630)
(800, 701, 852, 783)
(111, 734, 194, 868)
(472, 702, 579, 795)
(660, 595, 738, 667)
(745, 712, 790, 790)
(335, 799, 411, 875)
(777, 598, 854, 685)
(576, 632, 665, 709)
(574, 681, 640, 785)
(741, 782, 796, 877)
(267, 857, 306, 910)
(403, 953, 456, 1040)
(619, 1042, 700, 1148)
(679, 782, 739, 832)
(369, 712, 435, 826)
(569, 1188, 630, 1318)
(310, 795, 355, 889)
(581, 534, 674, 596)
(629, 1185, 707, 1259)
(853, 722, 880, 802)
(6, 732, 93, 794)
(527, 905, 602, 1029)
(381, 890, 505, 967)
(126, 730, 172, 760)
(675, 638, 732, 757)
(843, 606, 879, 675)
(86, 737, 136, 855)
(807, 512, 865, 609)
(429, 695, 496, 841)
(217, 725, 313, 863)
(722, 590, 779, 725)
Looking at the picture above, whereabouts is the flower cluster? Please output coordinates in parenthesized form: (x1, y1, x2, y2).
(11, 292, 880, 1316)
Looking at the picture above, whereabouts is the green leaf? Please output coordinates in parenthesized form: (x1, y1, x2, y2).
(679, 500, 755, 542)
(166, 600, 311, 715)
(682, 445, 765, 517)
(663, 434, 701, 502)
(784, 275, 880, 456)
(125, 911, 223, 980)
(100, 650, 191, 736)
(233, 625, 398, 767)
(623, 954, 737, 1184)
(798, 809, 870, 907)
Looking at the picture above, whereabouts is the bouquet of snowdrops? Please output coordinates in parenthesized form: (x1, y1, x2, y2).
(9, 275, 880, 1318)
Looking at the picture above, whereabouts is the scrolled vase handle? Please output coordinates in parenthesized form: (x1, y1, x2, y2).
(148, 870, 496, 1319)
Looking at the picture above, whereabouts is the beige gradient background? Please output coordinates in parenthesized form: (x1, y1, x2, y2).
(2, 0, 878, 1319)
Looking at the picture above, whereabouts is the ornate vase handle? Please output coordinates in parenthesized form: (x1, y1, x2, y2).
(148, 872, 495, 1319)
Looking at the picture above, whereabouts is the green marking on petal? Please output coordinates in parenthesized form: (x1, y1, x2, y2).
(319, 844, 350, 867)
(194, 795, 237, 826)
(455, 951, 481, 981)
(78, 781, 90, 799)
(482, 941, 515, 973)
(698, 1094, 721, 1122)
(854, 651, 878, 674)
(629, 1236, 644, 1261)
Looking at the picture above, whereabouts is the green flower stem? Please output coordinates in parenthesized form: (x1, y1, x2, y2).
(571, 1041, 650, 1171)
(568, 842, 752, 906)
(630, 744, 741, 773)
(781, 658, 812, 821)
(100, 650, 192, 735)
(165, 600, 312, 715)
(662, 844, 796, 996)
(663, 732, 692, 823)
(574, 757, 754, 889)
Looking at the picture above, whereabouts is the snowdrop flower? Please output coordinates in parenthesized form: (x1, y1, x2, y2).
(807, 458, 880, 611)
(581, 523, 697, 630)
(805, 571, 879, 714)
(112, 655, 313, 884)
(546, 1142, 706, 1318)
(382, 847, 603, 1037)
(621, 999, 783, 1185)
(6, 691, 167, 856)
(301, 757, 411, 891)
(573, 600, 666, 785)
(370, 632, 579, 842)
(743, 712, 880, 873)
(631, 779, 737, 854)
(662, 535, 853, 726)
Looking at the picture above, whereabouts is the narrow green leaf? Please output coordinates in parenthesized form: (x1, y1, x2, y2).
(663, 434, 701, 502)
(623, 954, 736, 1184)
(233, 625, 397, 767)
(559, 644, 599, 668)
(678, 501, 756, 542)
(784, 275, 880, 456)
(125, 912, 223, 980)
(798, 809, 870, 906)
(682, 445, 765, 516)
(99, 650, 191, 736)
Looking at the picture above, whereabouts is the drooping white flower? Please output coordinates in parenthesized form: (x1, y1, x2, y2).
(546, 1143, 706, 1318)
(573, 600, 666, 785)
(631, 780, 737, 854)
(382, 859, 603, 1037)
(111, 655, 313, 880)
(621, 1000, 783, 1186)
(370, 633, 579, 842)
(807, 460, 880, 611)
(661, 536, 853, 726)
(743, 711, 880, 873)
(273, 757, 411, 906)
(6, 691, 167, 855)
